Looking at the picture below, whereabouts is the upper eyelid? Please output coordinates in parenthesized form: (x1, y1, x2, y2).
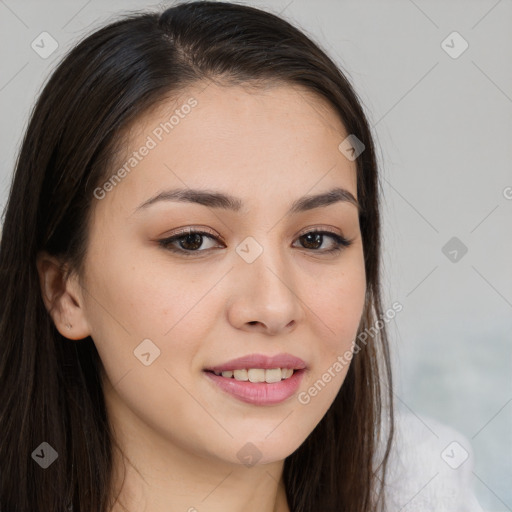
(165, 226, 343, 241)
(167, 224, 344, 235)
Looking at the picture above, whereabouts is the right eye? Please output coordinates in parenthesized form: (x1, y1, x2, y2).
(158, 228, 225, 256)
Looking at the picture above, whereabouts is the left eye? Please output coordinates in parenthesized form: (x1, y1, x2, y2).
(158, 228, 352, 256)
(295, 230, 352, 253)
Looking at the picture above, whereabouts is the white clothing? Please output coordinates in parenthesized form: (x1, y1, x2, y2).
(382, 410, 486, 511)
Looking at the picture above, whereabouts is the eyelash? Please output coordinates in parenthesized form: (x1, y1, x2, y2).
(158, 227, 353, 257)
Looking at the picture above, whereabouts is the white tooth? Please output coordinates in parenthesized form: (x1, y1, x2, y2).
(221, 371, 233, 378)
(248, 368, 266, 383)
(233, 369, 249, 381)
(265, 368, 282, 383)
(213, 370, 222, 376)
(282, 368, 294, 379)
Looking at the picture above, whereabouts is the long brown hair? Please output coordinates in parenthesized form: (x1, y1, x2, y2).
(0, 2, 394, 510)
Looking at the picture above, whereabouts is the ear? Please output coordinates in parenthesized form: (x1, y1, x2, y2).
(36, 251, 91, 340)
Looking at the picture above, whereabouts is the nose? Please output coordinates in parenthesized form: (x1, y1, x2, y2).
(226, 243, 305, 335)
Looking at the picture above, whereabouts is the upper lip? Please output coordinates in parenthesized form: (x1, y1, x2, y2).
(204, 353, 307, 372)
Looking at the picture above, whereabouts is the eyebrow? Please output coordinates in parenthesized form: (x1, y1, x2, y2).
(134, 186, 361, 215)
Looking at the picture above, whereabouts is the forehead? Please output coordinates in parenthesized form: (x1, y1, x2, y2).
(94, 81, 357, 218)
(123, 80, 350, 159)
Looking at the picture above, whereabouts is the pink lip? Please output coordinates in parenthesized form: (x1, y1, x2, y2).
(204, 353, 307, 373)
(204, 368, 306, 405)
(203, 353, 307, 406)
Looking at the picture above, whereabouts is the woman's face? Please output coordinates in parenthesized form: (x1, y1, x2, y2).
(78, 82, 366, 466)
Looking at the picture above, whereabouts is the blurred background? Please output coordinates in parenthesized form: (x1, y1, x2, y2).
(0, 0, 510, 510)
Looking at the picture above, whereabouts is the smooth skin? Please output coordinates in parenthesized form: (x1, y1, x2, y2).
(37, 81, 366, 512)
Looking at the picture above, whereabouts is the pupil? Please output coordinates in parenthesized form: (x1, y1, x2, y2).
(302, 233, 321, 249)
(181, 233, 202, 250)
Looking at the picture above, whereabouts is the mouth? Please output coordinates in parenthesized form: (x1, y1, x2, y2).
(202, 353, 307, 405)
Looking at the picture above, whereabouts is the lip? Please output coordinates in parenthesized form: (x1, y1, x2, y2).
(204, 368, 306, 405)
(204, 353, 307, 373)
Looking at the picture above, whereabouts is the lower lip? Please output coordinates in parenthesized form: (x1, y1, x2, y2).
(203, 369, 305, 405)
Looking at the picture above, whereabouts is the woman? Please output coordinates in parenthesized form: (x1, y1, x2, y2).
(0, 2, 483, 511)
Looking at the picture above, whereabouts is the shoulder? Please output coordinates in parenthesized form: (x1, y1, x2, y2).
(381, 410, 486, 512)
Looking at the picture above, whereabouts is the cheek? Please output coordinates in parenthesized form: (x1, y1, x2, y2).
(85, 251, 207, 339)
(297, 250, 366, 412)
(82, 247, 222, 386)
(83, 259, 220, 445)
(331, 273, 366, 348)
(309, 255, 366, 354)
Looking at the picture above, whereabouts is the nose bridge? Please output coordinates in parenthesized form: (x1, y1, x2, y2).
(247, 241, 289, 296)
(240, 230, 291, 289)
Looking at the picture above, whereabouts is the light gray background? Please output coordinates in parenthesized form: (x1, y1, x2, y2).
(0, 1, 510, 510)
